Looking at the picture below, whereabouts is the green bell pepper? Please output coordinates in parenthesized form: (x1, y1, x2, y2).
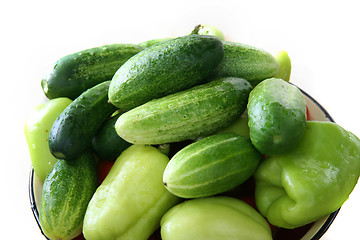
(83, 145, 180, 240)
(24, 97, 72, 181)
(254, 121, 360, 229)
(160, 196, 272, 240)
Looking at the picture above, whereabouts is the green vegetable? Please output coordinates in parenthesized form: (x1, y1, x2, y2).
(24, 97, 72, 182)
(116, 77, 252, 145)
(91, 114, 132, 161)
(49, 81, 117, 160)
(274, 50, 291, 81)
(41, 43, 145, 100)
(160, 196, 272, 240)
(163, 133, 262, 198)
(108, 34, 224, 110)
(39, 152, 98, 240)
(211, 41, 280, 86)
(138, 38, 172, 48)
(217, 110, 250, 138)
(83, 145, 180, 240)
(247, 78, 307, 155)
(191, 24, 225, 40)
(254, 121, 360, 229)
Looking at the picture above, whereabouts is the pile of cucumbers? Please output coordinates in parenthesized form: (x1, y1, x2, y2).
(25, 24, 360, 240)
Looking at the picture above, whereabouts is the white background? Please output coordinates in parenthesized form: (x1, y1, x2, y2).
(1, 0, 359, 239)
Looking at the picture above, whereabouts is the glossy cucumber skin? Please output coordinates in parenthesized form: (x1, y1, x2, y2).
(116, 77, 252, 145)
(83, 145, 180, 240)
(212, 41, 280, 86)
(91, 114, 132, 161)
(39, 152, 98, 240)
(42, 44, 145, 100)
(247, 78, 307, 155)
(24, 97, 72, 182)
(163, 133, 262, 198)
(49, 81, 117, 160)
(108, 34, 224, 110)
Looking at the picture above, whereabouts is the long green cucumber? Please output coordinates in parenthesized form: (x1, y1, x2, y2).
(108, 34, 224, 110)
(39, 151, 98, 240)
(49, 81, 117, 160)
(211, 41, 280, 86)
(163, 133, 262, 198)
(115, 77, 252, 145)
(91, 114, 132, 161)
(42, 44, 145, 100)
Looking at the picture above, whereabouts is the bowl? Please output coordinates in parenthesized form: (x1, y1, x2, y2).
(29, 85, 339, 240)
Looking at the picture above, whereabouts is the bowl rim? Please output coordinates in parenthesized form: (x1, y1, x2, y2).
(28, 85, 339, 240)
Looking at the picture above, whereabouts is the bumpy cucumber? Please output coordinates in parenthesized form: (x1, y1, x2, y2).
(116, 77, 252, 145)
(49, 81, 117, 160)
(108, 34, 224, 110)
(247, 78, 307, 155)
(42, 44, 145, 100)
(163, 133, 262, 198)
(83, 145, 180, 240)
(211, 41, 280, 86)
(91, 114, 132, 161)
(39, 152, 98, 240)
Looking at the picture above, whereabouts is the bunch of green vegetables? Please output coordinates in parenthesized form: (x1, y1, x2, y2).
(25, 24, 360, 240)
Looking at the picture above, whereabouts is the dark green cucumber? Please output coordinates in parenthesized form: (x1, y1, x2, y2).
(39, 151, 98, 240)
(108, 34, 224, 110)
(49, 81, 117, 160)
(42, 44, 145, 100)
(211, 41, 280, 86)
(163, 133, 262, 198)
(91, 114, 132, 161)
(247, 78, 307, 155)
(116, 77, 252, 145)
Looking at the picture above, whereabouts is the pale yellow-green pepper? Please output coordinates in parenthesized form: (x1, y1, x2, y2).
(24, 97, 72, 181)
(83, 145, 180, 240)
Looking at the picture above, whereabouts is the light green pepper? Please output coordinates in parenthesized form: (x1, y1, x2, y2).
(24, 97, 72, 181)
(274, 50, 291, 82)
(254, 121, 360, 229)
(83, 145, 180, 240)
(160, 196, 272, 240)
(191, 24, 225, 40)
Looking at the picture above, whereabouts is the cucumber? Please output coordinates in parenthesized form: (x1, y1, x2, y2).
(91, 114, 132, 161)
(211, 41, 280, 86)
(49, 81, 117, 160)
(39, 151, 98, 240)
(138, 37, 172, 48)
(163, 133, 262, 198)
(116, 77, 252, 145)
(108, 34, 224, 110)
(42, 44, 145, 100)
(247, 78, 307, 155)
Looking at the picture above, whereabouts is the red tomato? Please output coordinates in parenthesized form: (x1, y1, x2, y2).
(97, 159, 114, 185)
(306, 106, 311, 120)
(73, 233, 85, 240)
